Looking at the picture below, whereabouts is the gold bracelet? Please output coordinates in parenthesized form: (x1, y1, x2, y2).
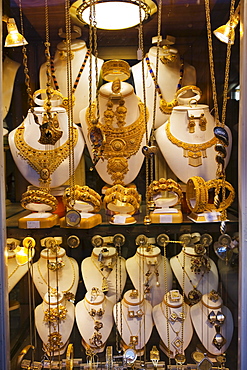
(63, 185, 102, 213)
(175, 85, 202, 104)
(104, 184, 141, 203)
(16, 344, 35, 370)
(104, 190, 140, 214)
(147, 178, 183, 206)
(33, 88, 64, 107)
(205, 179, 235, 212)
(21, 189, 58, 212)
(101, 59, 131, 82)
(66, 343, 74, 370)
(186, 176, 208, 213)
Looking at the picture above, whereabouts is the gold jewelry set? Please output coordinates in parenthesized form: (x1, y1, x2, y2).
(103, 184, 141, 214)
(186, 176, 235, 214)
(63, 184, 102, 213)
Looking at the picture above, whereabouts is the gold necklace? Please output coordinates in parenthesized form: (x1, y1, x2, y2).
(122, 302, 146, 348)
(37, 258, 76, 301)
(43, 302, 68, 330)
(83, 299, 105, 349)
(14, 122, 78, 187)
(86, 100, 147, 184)
(8, 264, 19, 279)
(136, 255, 161, 297)
(90, 256, 117, 293)
(165, 119, 217, 167)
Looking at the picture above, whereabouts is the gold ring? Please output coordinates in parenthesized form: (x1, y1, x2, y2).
(186, 176, 208, 213)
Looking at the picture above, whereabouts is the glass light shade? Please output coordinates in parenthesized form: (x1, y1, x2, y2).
(213, 4, 240, 44)
(70, 0, 157, 30)
(4, 18, 28, 47)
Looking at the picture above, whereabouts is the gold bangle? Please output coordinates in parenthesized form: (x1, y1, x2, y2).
(205, 179, 235, 212)
(21, 189, 58, 212)
(147, 178, 183, 206)
(33, 88, 64, 107)
(186, 176, 208, 213)
(63, 185, 102, 213)
(16, 344, 35, 370)
(104, 189, 140, 214)
(101, 59, 131, 82)
(66, 343, 74, 370)
(175, 85, 202, 104)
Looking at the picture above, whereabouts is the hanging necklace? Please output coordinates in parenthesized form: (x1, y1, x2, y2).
(122, 302, 146, 349)
(145, 54, 184, 114)
(165, 119, 217, 167)
(176, 253, 206, 305)
(90, 256, 117, 293)
(86, 100, 147, 185)
(14, 121, 78, 187)
(37, 258, 76, 302)
(50, 50, 90, 110)
(136, 254, 161, 297)
(83, 299, 105, 349)
(43, 301, 67, 330)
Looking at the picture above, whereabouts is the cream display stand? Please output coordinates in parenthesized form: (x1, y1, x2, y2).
(39, 39, 104, 123)
(170, 247, 219, 303)
(81, 246, 127, 304)
(113, 290, 153, 354)
(31, 247, 79, 300)
(150, 196, 183, 223)
(80, 82, 152, 186)
(132, 46, 196, 129)
(35, 291, 75, 356)
(155, 105, 232, 183)
(126, 244, 173, 307)
(153, 291, 193, 358)
(190, 293, 234, 356)
(60, 202, 102, 229)
(76, 290, 114, 353)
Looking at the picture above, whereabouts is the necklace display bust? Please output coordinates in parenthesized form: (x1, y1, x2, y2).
(8, 107, 84, 188)
(81, 246, 127, 304)
(80, 81, 152, 186)
(126, 244, 173, 307)
(35, 291, 75, 356)
(132, 46, 196, 129)
(39, 39, 104, 123)
(113, 290, 153, 353)
(153, 291, 193, 358)
(190, 292, 234, 355)
(155, 105, 232, 183)
(76, 289, 114, 353)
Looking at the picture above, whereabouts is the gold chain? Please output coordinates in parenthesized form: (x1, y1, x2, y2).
(90, 256, 117, 293)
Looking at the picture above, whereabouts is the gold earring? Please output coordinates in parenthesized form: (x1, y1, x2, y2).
(188, 115, 195, 133)
(199, 113, 207, 131)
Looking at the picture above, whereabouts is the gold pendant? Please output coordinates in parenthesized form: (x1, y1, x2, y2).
(101, 277, 109, 292)
(38, 112, 63, 146)
(61, 94, 76, 110)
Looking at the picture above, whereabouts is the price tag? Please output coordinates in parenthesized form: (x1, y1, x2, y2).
(160, 214, 173, 223)
(27, 221, 40, 229)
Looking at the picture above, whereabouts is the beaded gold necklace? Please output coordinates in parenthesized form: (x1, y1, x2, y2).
(145, 54, 184, 114)
(165, 119, 217, 167)
(50, 49, 90, 110)
(86, 100, 147, 185)
(14, 121, 78, 187)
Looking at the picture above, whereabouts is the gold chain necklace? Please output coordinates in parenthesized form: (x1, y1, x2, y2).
(90, 256, 117, 293)
(83, 299, 105, 349)
(122, 302, 146, 348)
(37, 258, 76, 301)
(86, 100, 147, 185)
(14, 122, 78, 187)
(165, 119, 217, 167)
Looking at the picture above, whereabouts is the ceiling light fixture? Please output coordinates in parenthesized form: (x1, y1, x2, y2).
(213, 3, 240, 44)
(70, 0, 157, 30)
(2, 15, 28, 47)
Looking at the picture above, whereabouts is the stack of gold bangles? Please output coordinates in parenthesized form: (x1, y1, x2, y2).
(63, 185, 102, 213)
(147, 178, 183, 206)
(104, 185, 141, 214)
(21, 189, 58, 212)
(186, 176, 235, 213)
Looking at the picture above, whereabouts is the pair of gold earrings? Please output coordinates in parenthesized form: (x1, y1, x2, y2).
(188, 113, 207, 133)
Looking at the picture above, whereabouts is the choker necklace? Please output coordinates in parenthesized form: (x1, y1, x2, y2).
(90, 256, 117, 293)
(14, 121, 78, 187)
(165, 119, 217, 167)
(145, 55, 184, 115)
(83, 300, 105, 348)
(50, 50, 90, 110)
(37, 258, 76, 302)
(176, 253, 207, 305)
(86, 100, 147, 184)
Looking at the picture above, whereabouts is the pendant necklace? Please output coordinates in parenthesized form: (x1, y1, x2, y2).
(145, 54, 184, 114)
(136, 254, 161, 297)
(83, 299, 105, 349)
(90, 256, 117, 293)
(50, 49, 90, 110)
(121, 301, 146, 349)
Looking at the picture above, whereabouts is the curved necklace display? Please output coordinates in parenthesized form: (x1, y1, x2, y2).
(165, 119, 217, 167)
(14, 122, 78, 187)
(86, 100, 147, 184)
(50, 49, 90, 110)
(145, 55, 184, 114)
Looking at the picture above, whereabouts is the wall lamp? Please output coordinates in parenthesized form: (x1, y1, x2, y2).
(213, 3, 240, 44)
(2, 15, 28, 47)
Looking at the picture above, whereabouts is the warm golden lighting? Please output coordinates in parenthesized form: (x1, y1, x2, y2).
(213, 4, 240, 44)
(2, 16, 28, 47)
(70, 0, 157, 30)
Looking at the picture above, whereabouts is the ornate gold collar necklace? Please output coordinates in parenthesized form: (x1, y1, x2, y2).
(86, 100, 147, 184)
(165, 119, 217, 167)
(145, 55, 184, 114)
(14, 121, 78, 187)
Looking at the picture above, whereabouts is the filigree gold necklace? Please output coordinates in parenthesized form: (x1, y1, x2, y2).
(86, 100, 147, 184)
(14, 120, 78, 187)
(165, 119, 217, 167)
(145, 54, 184, 114)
